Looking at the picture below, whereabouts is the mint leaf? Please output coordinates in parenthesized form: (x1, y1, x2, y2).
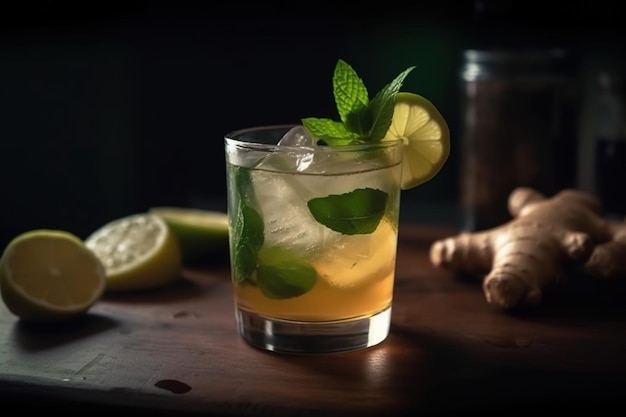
(368, 66, 416, 142)
(344, 104, 373, 139)
(307, 188, 388, 235)
(229, 166, 264, 285)
(232, 200, 264, 284)
(333, 59, 369, 125)
(257, 247, 317, 299)
(301, 117, 359, 146)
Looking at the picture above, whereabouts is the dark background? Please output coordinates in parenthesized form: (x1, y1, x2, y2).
(1, 0, 624, 245)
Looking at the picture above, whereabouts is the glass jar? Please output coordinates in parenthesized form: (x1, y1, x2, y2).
(459, 48, 580, 231)
(593, 71, 626, 218)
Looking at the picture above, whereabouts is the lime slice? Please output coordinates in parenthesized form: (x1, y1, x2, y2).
(0, 230, 106, 322)
(85, 213, 182, 292)
(383, 92, 450, 190)
(149, 207, 229, 264)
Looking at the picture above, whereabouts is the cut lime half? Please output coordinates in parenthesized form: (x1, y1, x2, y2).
(85, 213, 182, 292)
(149, 207, 229, 265)
(0, 230, 106, 322)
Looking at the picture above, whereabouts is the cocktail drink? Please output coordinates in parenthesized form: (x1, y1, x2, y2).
(224, 60, 450, 353)
(226, 126, 403, 352)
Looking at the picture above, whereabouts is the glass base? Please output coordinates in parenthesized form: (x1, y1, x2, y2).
(236, 307, 391, 354)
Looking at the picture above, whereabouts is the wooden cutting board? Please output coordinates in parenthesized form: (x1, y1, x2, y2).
(2, 225, 626, 415)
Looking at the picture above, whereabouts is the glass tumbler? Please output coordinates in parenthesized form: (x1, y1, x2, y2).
(224, 125, 404, 354)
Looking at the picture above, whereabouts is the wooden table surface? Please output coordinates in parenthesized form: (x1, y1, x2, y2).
(1, 225, 626, 416)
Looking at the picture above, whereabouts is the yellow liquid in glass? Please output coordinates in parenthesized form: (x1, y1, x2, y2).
(235, 218, 398, 321)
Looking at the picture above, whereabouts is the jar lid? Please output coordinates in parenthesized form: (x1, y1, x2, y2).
(461, 48, 576, 81)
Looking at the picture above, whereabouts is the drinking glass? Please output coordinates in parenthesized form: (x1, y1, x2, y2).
(224, 125, 404, 354)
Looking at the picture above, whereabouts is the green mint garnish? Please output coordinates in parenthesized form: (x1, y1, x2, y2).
(307, 188, 388, 235)
(229, 60, 414, 297)
(257, 247, 317, 299)
(302, 59, 415, 145)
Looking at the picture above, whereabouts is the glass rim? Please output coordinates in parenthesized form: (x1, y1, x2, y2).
(224, 124, 404, 152)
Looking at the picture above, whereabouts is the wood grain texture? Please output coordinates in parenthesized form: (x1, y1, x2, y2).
(1, 225, 625, 416)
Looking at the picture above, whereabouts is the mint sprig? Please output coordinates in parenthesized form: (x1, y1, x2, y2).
(302, 59, 415, 145)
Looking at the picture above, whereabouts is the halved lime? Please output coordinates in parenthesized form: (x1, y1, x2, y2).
(0, 230, 106, 321)
(85, 213, 182, 291)
(149, 207, 229, 265)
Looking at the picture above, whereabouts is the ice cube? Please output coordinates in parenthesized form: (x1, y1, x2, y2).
(255, 126, 317, 172)
(277, 125, 317, 147)
(253, 126, 328, 252)
(250, 168, 339, 253)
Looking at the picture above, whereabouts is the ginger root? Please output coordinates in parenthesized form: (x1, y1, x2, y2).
(430, 187, 626, 310)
